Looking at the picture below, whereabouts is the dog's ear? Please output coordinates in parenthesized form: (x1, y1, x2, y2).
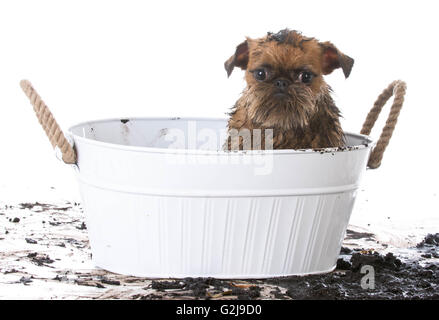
(320, 41, 354, 78)
(224, 40, 249, 77)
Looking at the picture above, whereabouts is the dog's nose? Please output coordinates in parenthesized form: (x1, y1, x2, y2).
(274, 78, 290, 90)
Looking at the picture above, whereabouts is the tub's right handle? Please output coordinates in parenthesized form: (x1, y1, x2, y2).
(20, 80, 77, 164)
(360, 80, 407, 169)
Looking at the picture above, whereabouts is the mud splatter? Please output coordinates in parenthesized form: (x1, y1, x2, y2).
(1, 201, 438, 300)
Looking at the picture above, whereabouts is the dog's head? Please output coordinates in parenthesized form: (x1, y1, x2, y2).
(225, 29, 354, 130)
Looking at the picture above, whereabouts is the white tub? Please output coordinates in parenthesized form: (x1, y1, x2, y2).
(67, 117, 373, 278)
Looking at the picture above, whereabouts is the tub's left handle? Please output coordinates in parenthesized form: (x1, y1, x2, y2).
(19, 80, 77, 164)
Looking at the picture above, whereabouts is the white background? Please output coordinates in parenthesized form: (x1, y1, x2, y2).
(1, 0, 438, 244)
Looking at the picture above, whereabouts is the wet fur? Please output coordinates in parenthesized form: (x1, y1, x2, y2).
(228, 85, 344, 149)
(225, 29, 353, 150)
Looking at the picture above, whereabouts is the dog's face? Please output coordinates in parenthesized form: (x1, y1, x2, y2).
(225, 29, 354, 130)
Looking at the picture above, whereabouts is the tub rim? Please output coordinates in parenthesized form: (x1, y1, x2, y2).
(67, 116, 374, 156)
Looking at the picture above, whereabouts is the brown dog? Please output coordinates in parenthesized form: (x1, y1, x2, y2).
(224, 29, 354, 150)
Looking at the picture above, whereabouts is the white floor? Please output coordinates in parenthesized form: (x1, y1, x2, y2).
(0, 176, 437, 299)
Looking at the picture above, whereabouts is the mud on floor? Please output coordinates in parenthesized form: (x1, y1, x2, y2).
(144, 243, 439, 300)
(0, 201, 438, 299)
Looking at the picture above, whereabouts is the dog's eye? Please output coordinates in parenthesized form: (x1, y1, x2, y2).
(254, 69, 267, 81)
(299, 71, 313, 84)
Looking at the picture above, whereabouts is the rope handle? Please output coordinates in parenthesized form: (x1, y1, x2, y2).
(20, 80, 77, 164)
(361, 80, 407, 169)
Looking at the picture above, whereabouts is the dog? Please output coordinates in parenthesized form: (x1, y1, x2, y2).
(224, 29, 354, 150)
